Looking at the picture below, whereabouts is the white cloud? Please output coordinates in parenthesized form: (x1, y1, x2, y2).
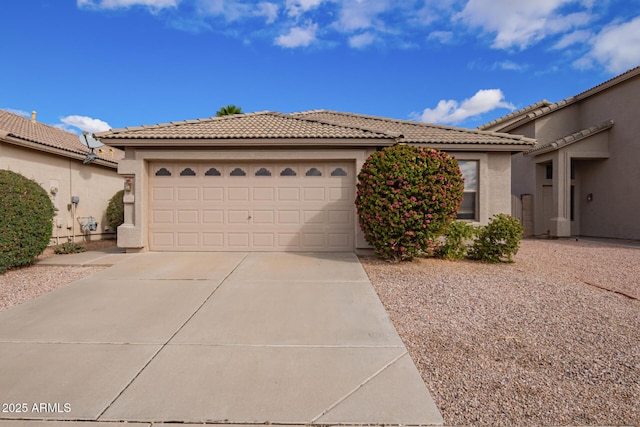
(411, 89, 515, 124)
(492, 60, 527, 71)
(285, 0, 326, 18)
(456, 0, 593, 50)
(427, 30, 454, 44)
(577, 16, 640, 74)
(254, 2, 279, 23)
(58, 115, 112, 134)
(335, 0, 391, 32)
(552, 29, 593, 49)
(348, 32, 376, 48)
(275, 22, 318, 47)
(1, 108, 30, 118)
(77, 0, 178, 10)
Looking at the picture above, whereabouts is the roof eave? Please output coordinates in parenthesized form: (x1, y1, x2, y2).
(1, 134, 119, 168)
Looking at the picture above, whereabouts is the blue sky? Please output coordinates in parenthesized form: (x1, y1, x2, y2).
(1, 0, 639, 134)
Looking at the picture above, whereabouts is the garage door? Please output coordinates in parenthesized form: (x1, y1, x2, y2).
(148, 162, 355, 251)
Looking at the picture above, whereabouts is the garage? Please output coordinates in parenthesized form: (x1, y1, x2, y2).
(148, 161, 355, 251)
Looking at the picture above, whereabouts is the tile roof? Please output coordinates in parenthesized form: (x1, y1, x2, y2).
(293, 110, 536, 146)
(0, 110, 122, 165)
(96, 109, 535, 149)
(477, 100, 552, 131)
(525, 120, 614, 157)
(95, 111, 397, 141)
(481, 66, 640, 132)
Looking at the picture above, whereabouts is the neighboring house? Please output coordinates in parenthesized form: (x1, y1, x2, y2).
(480, 66, 640, 240)
(0, 110, 124, 244)
(95, 110, 535, 253)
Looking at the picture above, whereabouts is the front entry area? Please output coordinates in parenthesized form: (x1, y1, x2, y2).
(148, 162, 356, 251)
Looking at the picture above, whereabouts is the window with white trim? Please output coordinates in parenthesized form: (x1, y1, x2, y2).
(457, 160, 478, 220)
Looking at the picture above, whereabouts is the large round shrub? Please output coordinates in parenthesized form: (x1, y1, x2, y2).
(106, 189, 125, 230)
(356, 144, 464, 261)
(0, 170, 55, 273)
(469, 213, 524, 263)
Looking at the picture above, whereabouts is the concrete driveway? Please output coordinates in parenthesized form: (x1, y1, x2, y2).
(0, 252, 442, 426)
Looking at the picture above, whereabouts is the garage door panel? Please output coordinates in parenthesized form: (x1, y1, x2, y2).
(227, 233, 250, 247)
(253, 210, 275, 224)
(177, 232, 199, 248)
(203, 210, 224, 224)
(228, 210, 250, 224)
(278, 187, 300, 201)
(149, 161, 354, 251)
(203, 187, 224, 201)
(177, 210, 199, 224)
(228, 187, 250, 201)
(177, 187, 199, 201)
(152, 187, 174, 201)
(278, 210, 300, 225)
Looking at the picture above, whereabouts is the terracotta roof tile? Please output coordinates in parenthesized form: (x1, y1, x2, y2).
(293, 110, 536, 146)
(96, 111, 396, 140)
(525, 120, 614, 156)
(0, 110, 122, 164)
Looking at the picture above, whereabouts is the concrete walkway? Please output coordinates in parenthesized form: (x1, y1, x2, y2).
(0, 252, 442, 426)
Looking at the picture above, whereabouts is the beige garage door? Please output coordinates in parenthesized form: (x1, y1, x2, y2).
(148, 162, 355, 251)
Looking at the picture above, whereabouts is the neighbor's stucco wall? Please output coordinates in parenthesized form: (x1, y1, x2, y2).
(0, 142, 122, 244)
(507, 73, 640, 239)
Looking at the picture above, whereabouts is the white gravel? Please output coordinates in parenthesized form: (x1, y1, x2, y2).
(361, 238, 640, 427)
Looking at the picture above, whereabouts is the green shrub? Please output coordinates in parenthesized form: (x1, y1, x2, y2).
(435, 220, 476, 260)
(355, 144, 464, 262)
(469, 214, 524, 263)
(0, 170, 55, 273)
(106, 189, 125, 230)
(53, 241, 85, 254)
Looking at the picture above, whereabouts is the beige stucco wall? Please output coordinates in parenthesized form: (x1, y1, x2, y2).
(0, 142, 122, 244)
(115, 146, 513, 252)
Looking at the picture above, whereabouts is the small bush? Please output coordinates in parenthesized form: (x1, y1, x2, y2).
(469, 214, 524, 263)
(435, 220, 476, 260)
(106, 189, 125, 230)
(53, 241, 85, 254)
(0, 170, 55, 273)
(355, 144, 464, 262)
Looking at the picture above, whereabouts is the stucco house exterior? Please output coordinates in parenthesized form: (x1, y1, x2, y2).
(0, 110, 124, 244)
(480, 66, 640, 240)
(95, 110, 535, 253)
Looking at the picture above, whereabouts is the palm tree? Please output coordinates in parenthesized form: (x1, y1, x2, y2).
(216, 105, 243, 117)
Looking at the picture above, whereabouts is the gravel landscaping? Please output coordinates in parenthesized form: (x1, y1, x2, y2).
(361, 238, 640, 427)
(0, 240, 113, 311)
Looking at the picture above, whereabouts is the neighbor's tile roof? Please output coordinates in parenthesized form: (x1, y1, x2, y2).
(477, 100, 553, 131)
(0, 110, 122, 164)
(525, 120, 614, 157)
(481, 66, 640, 132)
(95, 111, 397, 141)
(293, 110, 536, 146)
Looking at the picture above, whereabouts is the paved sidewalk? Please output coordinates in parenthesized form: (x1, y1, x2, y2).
(0, 252, 443, 425)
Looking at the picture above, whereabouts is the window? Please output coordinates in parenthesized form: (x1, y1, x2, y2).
(457, 160, 478, 220)
(546, 164, 553, 180)
(155, 167, 171, 176)
(305, 167, 322, 177)
(230, 168, 246, 176)
(331, 167, 348, 176)
(255, 167, 272, 176)
(180, 167, 196, 176)
(280, 167, 297, 176)
(205, 167, 221, 176)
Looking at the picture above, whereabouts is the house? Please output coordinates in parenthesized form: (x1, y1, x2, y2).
(480, 66, 640, 240)
(0, 110, 124, 244)
(95, 110, 535, 253)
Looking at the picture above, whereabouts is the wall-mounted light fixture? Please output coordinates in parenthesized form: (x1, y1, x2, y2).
(586, 193, 593, 202)
(124, 177, 133, 192)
